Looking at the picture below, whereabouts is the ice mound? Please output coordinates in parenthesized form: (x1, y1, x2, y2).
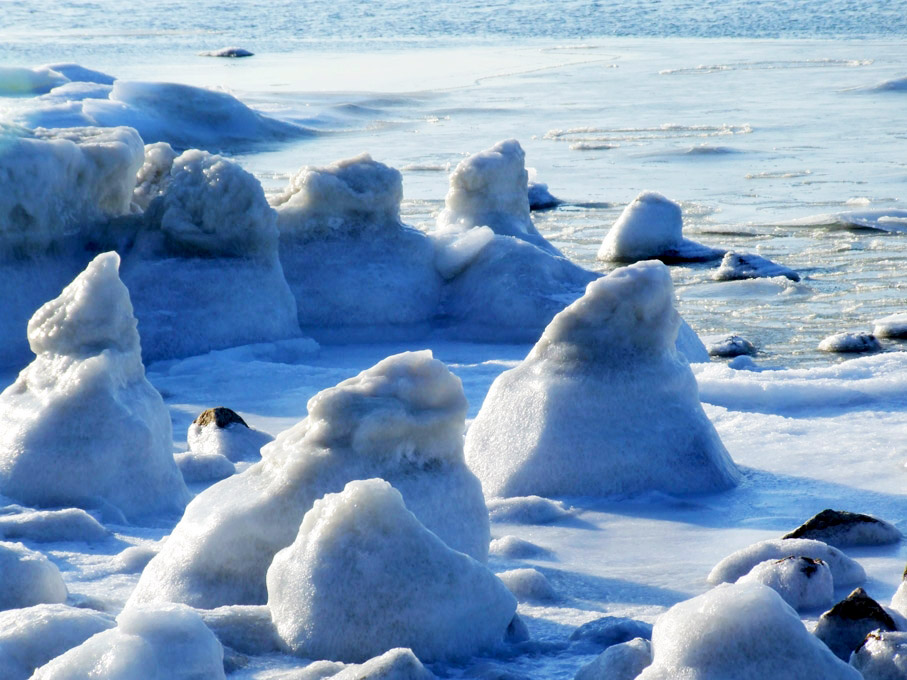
(437, 139, 559, 254)
(187, 407, 272, 463)
(273, 154, 441, 337)
(569, 616, 653, 653)
(850, 630, 907, 678)
(819, 331, 882, 353)
(267, 479, 517, 663)
(707, 537, 866, 586)
(465, 260, 739, 497)
(199, 47, 254, 58)
(0, 66, 69, 95)
(497, 568, 556, 602)
(30, 605, 225, 680)
(486, 496, 571, 524)
(174, 451, 235, 484)
(597, 192, 725, 263)
(0, 542, 67, 610)
(130, 351, 490, 608)
(873, 312, 907, 339)
(736, 556, 833, 611)
(814, 588, 899, 660)
(122, 148, 302, 361)
(788, 208, 907, 233)
(527, 169, 561, 210)
(707, 334, 756, 358)
(0, 604, 114, 680)
(0, 507, 108, 543)
(783, 508, 902, 547)
(713, 251, 801, 282)
(489, 535, 552, 559)
(330, 648, 434, 680)
(131, 141, 178, 211)
(0, 253, 189, 520)
(636, 583, 861, 679)
(574, 638, 652, 680)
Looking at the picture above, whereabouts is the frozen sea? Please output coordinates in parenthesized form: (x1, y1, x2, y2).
(2, 1, 907, 678)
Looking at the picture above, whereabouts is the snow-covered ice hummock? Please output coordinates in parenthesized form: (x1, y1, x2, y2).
(707, 334, 757, 358)
(30, 605, 225, 680)
(574, 638, 652, 680)
(597, 191, 725, 263)
(712, 251, 801, 282)
(464, 260, 739, 497)
(527, 167, 561, 210)
(130, 350, 490, 608)
(873, 312, 907, 339)
(186, 407, 273, 463)
(818, 331, 882, 353)
(271, 154, 442, 341)
(267, 479, 517, 663)
(735, 556, 834, 611)
(121, 146, 302, 362)
(0, 542, 67, 611)
(814, 587, 900, 661)
(636, 583, 862, 679)
(0, 252, 189, 521)
(850, 630, 907, 679)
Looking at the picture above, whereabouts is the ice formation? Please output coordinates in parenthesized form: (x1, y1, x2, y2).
(707, 334, 757, 358)
(437, 139, 559, 254)
(465, 260, 739, 497)
(186, 407, 272, 463)
(873, 312, 907, 339)
(637, 583, 861, 679)
(0, 253, 189, 521)
(130, 351, 490, 608)
(272, 154, 442, 338)
(819, 332, 882, 353)
(736, 556, 834, 611)
(0, 542, 67, 610)
(712, 251, 801, 282)
(122, 148, 302, 361)
(569, 616, 653, 652)
(0, 66, 69, 95)
(814, 588, 899, 660)
(267, 479, 517, 663)
(597, 191, 725, 263)
(30, 605, 225, 680)
(173, 451, 235, 484)
(527, 169, 561, 210)
(707, 538, 866, 586)
(0, 605, 114, 680)
(783, 509, 902, 547)
(489, 535, 552, 559)
(486, 496, 571, 523)
(497, 568, 557, 602)
(199, 47, 254, 58)
(850, 630, 907, 679)
(574, 638, 652, 680)
(0, 507, 108, 543)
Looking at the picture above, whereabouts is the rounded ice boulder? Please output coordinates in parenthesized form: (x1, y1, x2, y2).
(129, 350, 490, 608)
(0, 542, 67, 611)
(267, 479, 517, 663)
(464, 259, 739, 497)
(736, 556, 834, 611)
(0, 252, 189, 521)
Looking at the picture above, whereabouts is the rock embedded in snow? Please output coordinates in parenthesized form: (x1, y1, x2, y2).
(783, 508, 901, 547)
(30, 605, 226, 680)
(636, 583, 862, 679)
(707, 334, 757, 358)
(489, 535, 552, 559)
(497, 568, 557, 603)
(0, 253, 189, 521)
(187, 407, 272, 463)
(465, 260, 739, 497)
(819, 332, 882, 353)
(814, 588, 899, 660)
(199, 47, 254, 58)
(0, 542, 68, 611)
(708, 537, 866, 586)
(0, 507, 108, 543)
(266, 479, 517, 663)
(736, 556, 834, 611)
(850, 630, 907, 679)
(712, 251, 801, 282)
(873, 312, 907, 339)
(574, 638, 652, 680)
(597, 191, 725, 263)
(130, 350, 490, 608)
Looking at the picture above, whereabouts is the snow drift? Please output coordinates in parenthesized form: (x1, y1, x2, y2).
(0, 542, 67, 611)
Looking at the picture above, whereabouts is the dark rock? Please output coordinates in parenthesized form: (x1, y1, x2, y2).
(200, 47, 254, 58)
(814, 587, 898, 659)
(783, 508, 901, 547)
(193, 407, 248, 429)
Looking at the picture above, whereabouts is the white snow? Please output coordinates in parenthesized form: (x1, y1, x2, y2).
(266, 478, 517, 663)
(736, 556, 834, 611)
(819, 332, 882, 353)
(0, 66, 69, 95)
(330, 648, 434, 680)
(0, 542, 68, 610)
(0, 507, 108, 543)
(597, 191, 725, 262)
(489, 535, 552, 559)
(497, 568, 557, 602)
(850, 630, 907, 679)
(486, 496, 571, 524)
(130, 350, 490, 608)
(873, 312, 907, 339)
(465, 260, 739, 497)
(131, 141, 178, 211)
(707, 334, 757, 358)
(713, 251, 801, 282)
(574, 638, 652, 680)
(173, 451, 235, 484)
(0, 252, 189, 521)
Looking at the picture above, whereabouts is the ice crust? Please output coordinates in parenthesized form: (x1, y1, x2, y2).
(0, 253, 189, 520)
(130, 350, 490, 608)
(637, 583, 862, 679)
(465, 260, 739, 497)
(713, 251, 801, 282)
(0, 542, 68, 611)
(266, 479, 517, 663)
(736, 556, 834, 611)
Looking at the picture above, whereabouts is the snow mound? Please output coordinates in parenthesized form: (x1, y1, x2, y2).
(0, 253, 189, 521)
(707, 334, 757, 358)
(850, 630, 907, 679)
(130, 350, 490, 608)
(814, 587, 899, 660)
(489, 535, 551, 559)
(873, 312, 907, 339)
(187, 407, 272, 463)
(111, 545, 159, 574)
(465, 260, 739, 497)
(574, 638, 652, 680)
(0, 542, 67, 611)
(266, 479, 517, 663)
(331, 648, 434, 680)
(783, 508, 902, 547)
(497, 568, 556, 602)
(0, 66, 68, 95)
(569, 616, 653, 652)
(199, 47, 254, 58)
(437, 139, 558, 254)
(597, 192, 725, 263)
(707, 538, 866, 586)
(174, 451, 235, 484)
(713, 251, 800, 282)
(486, 496, 571, 524)
(0, 604, 114, 680)
(637, 583, 861, 679)
(131, 142, 178, 211)
(819, 332, 882, 353)
(736, 556, 834, 611)
(30, 605, 225, 680)
(273, 155, 441, 336)
(0, 507, 108, 543)
(527, 169, 561, 210)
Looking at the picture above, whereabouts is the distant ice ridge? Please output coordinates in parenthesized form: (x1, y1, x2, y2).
(0, 64, 113, 96)
(465, 260, 739, 497)
(787, 208, 907, 232)
(130, 350, 490, 608)
(0, 253, 189, 521)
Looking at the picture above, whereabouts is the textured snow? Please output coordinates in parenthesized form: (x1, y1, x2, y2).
(574, 638, 652, 680)
(0, 542, 68, 611)
(850, 630, 907, 679)
(497, 568, 557, 602)
(266, 479, 516, 663)
(489, 535, 552, 559)
(465, 260, 739, 497)
(736, 556, 834, 611)
(0, 507, 108, 543)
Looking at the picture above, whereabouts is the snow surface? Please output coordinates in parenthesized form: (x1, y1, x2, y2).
(0, 542, 68, 610)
